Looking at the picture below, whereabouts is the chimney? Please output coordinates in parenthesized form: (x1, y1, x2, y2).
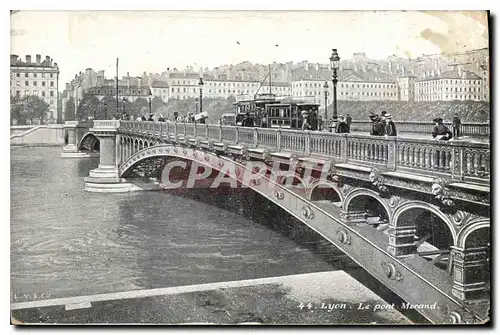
(45, 56, 50, 63)
(305, 62, 309, 71)
(10, 54, 18, 64)
(315, 63, 319, 71)
(431, 69, 435, 77)
(437, 67, 441, 76)
(25, 55, 31, 63)
(388, 61, 392, 74)
(36, 54, 41, 64)
(458, 67, 462, 77)
(434, 59, 438, 71)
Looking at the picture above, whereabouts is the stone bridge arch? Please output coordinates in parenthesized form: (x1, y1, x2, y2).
(77, 132, 100, 151)
(306, 179, 343, 205)
(343, 188, 392, 225)
(392, 201, 457, 245)
(456, 219, 490, 249)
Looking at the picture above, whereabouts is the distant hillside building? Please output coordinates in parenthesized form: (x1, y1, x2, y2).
(10, 54, 60, 121)
(415, 68, 483, 102)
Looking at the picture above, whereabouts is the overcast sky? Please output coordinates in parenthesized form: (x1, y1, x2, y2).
(10, 10, 488, 86)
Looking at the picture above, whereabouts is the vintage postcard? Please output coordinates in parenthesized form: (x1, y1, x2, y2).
(10, 10, 490, 325)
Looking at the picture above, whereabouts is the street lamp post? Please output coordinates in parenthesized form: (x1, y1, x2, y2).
(323, 81, 329, 123)
(148, 89, 152, 116)
(329, 49, 340, 132)
(198, 77, 204, 114)
(195, 98, 198, 117)
(104, 101, 108, 120)
(122, 98, 126, 119)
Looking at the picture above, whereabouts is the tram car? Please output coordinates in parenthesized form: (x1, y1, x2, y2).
(230, 94, 321, 130)
(266, 100, 320, 130)
(233, 93, 278, 126)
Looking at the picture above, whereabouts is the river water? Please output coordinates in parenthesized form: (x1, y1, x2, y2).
(11, 146, 354, 303)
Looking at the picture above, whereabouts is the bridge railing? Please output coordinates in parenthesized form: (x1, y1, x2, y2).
(350, 120, 490, 137)
(118, 121, 490, 183)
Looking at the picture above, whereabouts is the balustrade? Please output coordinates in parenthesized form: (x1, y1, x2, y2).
(118, 121, 490, 182)
(220, 126, 236, 142)
(256, 128, 278, 148)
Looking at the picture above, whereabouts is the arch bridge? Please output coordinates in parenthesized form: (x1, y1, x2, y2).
(73, 120, 490, 324)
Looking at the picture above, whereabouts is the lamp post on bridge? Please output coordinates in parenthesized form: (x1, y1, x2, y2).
(148, 89, 152, 116)
(329, 49, 340, 132)
(323, 81, 329, 128)
(104, 101, 107, 120)
(198, 77, 204, 114)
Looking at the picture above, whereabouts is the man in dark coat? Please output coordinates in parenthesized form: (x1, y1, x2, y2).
(345, 114, 352, 130)
(242, 112, 254, 127)
(369, 114, 385, 136)
(452, 113, 461, 138)
(385, 114, 397, 136)
(432, 118, 452, 140)
(336, 115, 350, 133)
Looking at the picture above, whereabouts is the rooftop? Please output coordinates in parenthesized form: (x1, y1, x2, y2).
(416, 69, 482, 81)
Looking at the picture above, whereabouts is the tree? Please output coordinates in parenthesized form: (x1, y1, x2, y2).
(77, 94, 100, 120)
(98, 96, 118, 119)
(129, 97, 149, 117)
(65, 97, 76, 121)
(21, 95, 51, 125)
(10, 95, 24, 125)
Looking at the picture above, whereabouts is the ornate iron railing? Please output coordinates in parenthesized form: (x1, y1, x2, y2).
(350, 120, 490, 137)
(119, 121, 490, 183)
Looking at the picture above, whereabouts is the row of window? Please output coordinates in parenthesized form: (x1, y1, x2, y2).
(16, 90, 55, 97)
(14, 90, 56, 102)
(12, 80, 55, 87)
(293, 82, 397, 89)
(417, 79, 481, 86)
(417, 87, 481, 94)
(417, 95, 481, 101)
(14, 72, 55, 78)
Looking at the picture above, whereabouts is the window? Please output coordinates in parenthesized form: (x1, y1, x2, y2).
(25, 81, 29, 86)
(50, 100, 55, 105)
(172, 88, 175, 93)
(16, 90, 20, 96)
(50, 73, 53, 78)
(25, 73, 28, 78)
(16, 73, 20, 77)
(34, 73, 37, 78)
(42, 91, 46, 97)
(41, 81, 46, 86)
(33, 81, 37, 86)
(24, 90, 29, 96)
(41, 73, 45, 78)
(33, 90, 39, 96)
(50, 81, 54, 87)
(50, 90, 54, 97)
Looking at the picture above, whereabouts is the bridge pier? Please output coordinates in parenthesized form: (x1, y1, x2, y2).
(83, 120, 160, 193)
(450, 246, 489, 303)
(61, 120, 96, 158)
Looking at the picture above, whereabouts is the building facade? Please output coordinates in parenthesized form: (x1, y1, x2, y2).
(415, 69, 483, 102)
(10, 54, 60, 121)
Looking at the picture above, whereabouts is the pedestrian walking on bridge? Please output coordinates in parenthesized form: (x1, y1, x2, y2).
(385, 114, 397, 136)
(432, 118, 452, 141)
(452, 113, 461, 138)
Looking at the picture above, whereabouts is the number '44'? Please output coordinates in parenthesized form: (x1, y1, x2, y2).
(298, 302, 313, 310)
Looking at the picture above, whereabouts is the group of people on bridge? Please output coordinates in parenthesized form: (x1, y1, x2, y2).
(368, 111, 397, 137)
